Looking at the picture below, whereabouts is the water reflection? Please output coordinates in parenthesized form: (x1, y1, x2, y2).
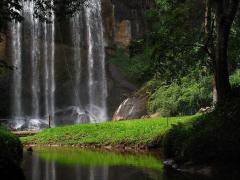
(0, 157, 25, 180)
(22, 148, 162, 180)
(21, 148, 227, 180)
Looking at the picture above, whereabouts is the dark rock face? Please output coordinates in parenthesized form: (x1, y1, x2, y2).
(0, 72, 11, 118)
(102, 0, 153, 48)
(113, 96, 148, 120)
(0, 33, 11, 118)
(102, 0, 153, 118)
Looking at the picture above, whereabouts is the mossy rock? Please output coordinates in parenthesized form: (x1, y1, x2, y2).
(0, 127, 23, 164)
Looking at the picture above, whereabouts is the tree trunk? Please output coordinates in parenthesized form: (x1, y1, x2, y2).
(214, 16, 231, 102)
(205, 0, 218, 105)
(214, 0, 239, 103)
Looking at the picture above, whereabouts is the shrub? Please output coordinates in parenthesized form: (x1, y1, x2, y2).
(0, 127, 24, 179)
(163, 97, 240, 165)
(148, 74, 212, 116)
(0, 127, 23, 164)
(230, 69, 240, 88)
(163, 122, 193, 161)
(148, 82, 181, 116)
(109, 48, 153, 84)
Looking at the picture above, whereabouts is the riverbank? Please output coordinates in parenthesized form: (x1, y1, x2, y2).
(21, 115, 199, 150)
(0, 126, 23, 162)
(0, 126, 24, 179)
(163, 97, 240, 169)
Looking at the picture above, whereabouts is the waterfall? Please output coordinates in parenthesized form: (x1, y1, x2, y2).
(85, 0, 108, 122)
(11, 21, 22, 124)
(43, 7, 55, 125)
(71, 14, 82, 108)
(30, 1, 41, 118)
(43, 22, 49, 120)
(10, 0, 108, 130)
(49, 2, 56, 124)
(68, 0, 108, 123)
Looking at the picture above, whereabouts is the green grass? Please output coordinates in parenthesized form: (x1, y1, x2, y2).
(32, 147, 163, 170)
(22, 115, 199, 146)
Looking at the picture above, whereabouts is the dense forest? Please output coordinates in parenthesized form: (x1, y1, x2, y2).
(111, 0, 240, 116)
(1, 0, 240, 180)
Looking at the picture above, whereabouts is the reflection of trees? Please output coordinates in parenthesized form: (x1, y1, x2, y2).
(0, 157, 25, 180)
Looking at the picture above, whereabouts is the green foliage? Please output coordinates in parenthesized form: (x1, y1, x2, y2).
(229, 20, 240, 69)
(22, 115, 197, 146)
(110, 0, 208, 85)
(148, 71, 212, 116)
(230, 69, 240, 88)
(144, 0, 207, 82)
(163, 97, 240, 165)
(163, 122, 193, 161)
(109, 48, 153, 83)
(0, 0, 23, 29)
(147, 68, 240, 117)
(0, 126, 23, 163)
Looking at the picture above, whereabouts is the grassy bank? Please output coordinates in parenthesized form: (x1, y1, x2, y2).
(0, 126, 23, 163)
(22, 115, 198, 148)
(0, 126, 24, 179)
(163, 97, 240, 166)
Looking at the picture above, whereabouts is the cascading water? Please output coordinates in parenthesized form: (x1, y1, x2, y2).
(71, 14, 82, 108)
(10, 0, 108, 130)
(29, 1, 41, 118)
(85, 0, 108, 122)
(10, 21, 23, 128)
(42, 1, 55, 125)
(49, 2, 56, 124)
(9, 0, 56, 129)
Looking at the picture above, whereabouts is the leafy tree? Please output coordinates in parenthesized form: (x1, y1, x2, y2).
(131, 0, 207, 83)
(0, 0, 23, 31)
(0, 0, 87, 28)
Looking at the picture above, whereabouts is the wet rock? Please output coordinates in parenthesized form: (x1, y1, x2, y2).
(114, 20, 132, 47)
(150, 112, 161, 118)
(199, 107, 213, 114)
(8, 118, 48, 131)
(27, 147, 33, 152)
(54, 106, 91, 125)
(113, 96, 148, 120)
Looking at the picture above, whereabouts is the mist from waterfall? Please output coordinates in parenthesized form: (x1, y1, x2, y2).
(10, 0, 108, 130)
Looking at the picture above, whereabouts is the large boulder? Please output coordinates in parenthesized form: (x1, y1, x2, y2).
(113, 96, 148, 120)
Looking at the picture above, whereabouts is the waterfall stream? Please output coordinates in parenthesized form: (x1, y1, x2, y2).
(85, 0, 108, 122)
(11, 22, 22, 123)
(10, 0, 108, 130)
